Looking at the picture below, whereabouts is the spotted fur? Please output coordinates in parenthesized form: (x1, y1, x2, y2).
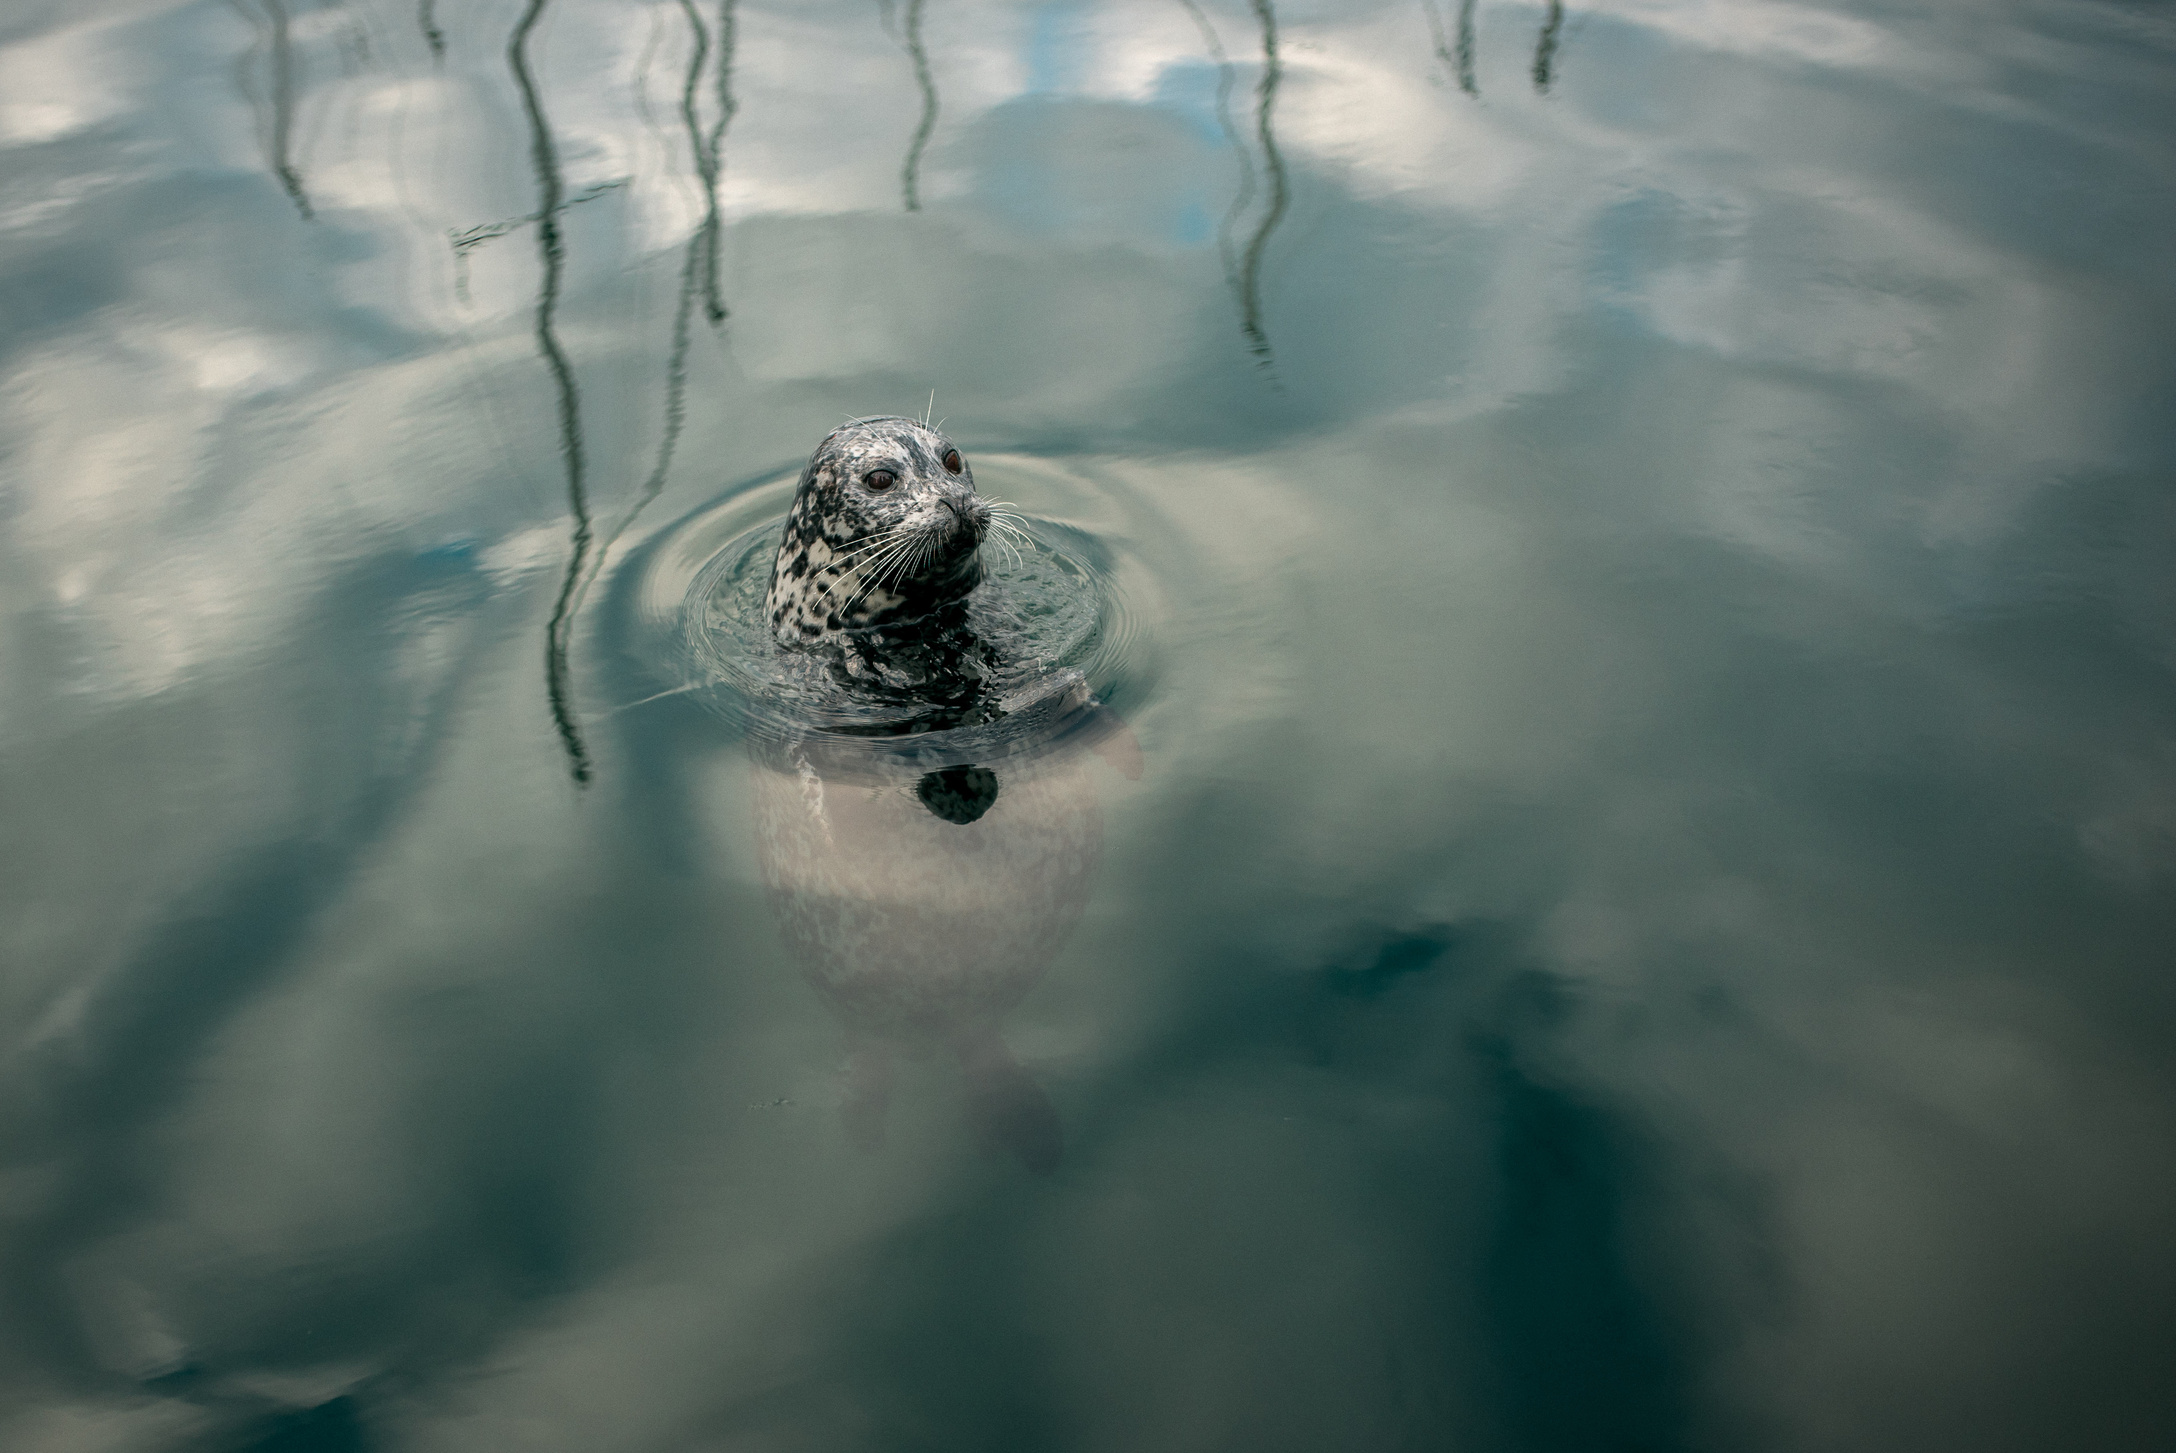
(766, 416, 992, 648)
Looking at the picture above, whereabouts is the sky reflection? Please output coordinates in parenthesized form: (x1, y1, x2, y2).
(2, 2, 2173, 1450)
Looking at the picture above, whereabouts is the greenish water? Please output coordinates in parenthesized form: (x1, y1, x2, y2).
(4, 1, 2174, 1449)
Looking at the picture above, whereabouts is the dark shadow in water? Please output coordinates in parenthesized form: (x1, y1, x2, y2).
(1532, 0, 1564, 93)
(1477, 1021, 1695, 1452)
(231, 1394, 370, 1452)
(137, 1366, 379, 1452)
(230, 0, 313, 218)
(509, 0, 594, 785)
(1071, 917, 1704, 1445)
(900, 0, 938, 211)
(1237, 0, 1288, 373)
(419, 0, 445, 62)
(1324, 923, 1462, 999)
(1175, 1, 1260, 344)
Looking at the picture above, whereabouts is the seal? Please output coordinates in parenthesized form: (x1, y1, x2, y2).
(765, 416, 997, 705)
(746, 415, 1140, 1173)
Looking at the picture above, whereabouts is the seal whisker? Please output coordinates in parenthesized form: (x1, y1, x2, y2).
(825, 529, 904, 566)
(984, 504, 1034, 542)
(987, 516, 1034, 564)
(810, 543, 925, 619)
(841, 531, 926, 615)
(816, 533, 894, 573)
(893, 528, 943, 590)
(865, 538, 917, 598)
(806, 530, 908, 603)
(841, 539, 913, 610)
(982, 517, 1028, 572)
(984, 529, 1020, 573)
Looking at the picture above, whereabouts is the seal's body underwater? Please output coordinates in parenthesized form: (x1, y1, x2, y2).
(751, 417, 1137, 1173)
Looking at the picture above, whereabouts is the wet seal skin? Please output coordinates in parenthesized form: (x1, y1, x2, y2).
(761, 415, 1004, 723)
(750, 415, 1142, 1173)
(766, 417, 993, 665)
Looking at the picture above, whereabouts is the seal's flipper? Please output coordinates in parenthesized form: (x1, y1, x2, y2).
(959, 1037, 1062, 1174)
(917, 763, 1000, 824)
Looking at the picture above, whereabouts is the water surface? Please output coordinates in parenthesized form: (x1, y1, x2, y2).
(3, 1, 2174, 1449)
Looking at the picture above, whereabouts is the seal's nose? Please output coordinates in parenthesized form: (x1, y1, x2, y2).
(943, 494, 987, 538)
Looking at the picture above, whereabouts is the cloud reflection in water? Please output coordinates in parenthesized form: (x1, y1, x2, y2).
(0, 1, 2172, 1449)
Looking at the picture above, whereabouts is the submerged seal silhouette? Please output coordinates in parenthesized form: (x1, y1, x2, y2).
(748, 415, 1140, 1174)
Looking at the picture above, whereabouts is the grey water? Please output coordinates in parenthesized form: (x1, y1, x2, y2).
(3, 1, 2174, 1449)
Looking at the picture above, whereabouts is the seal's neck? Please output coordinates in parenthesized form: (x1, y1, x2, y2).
(771, 532, 983, 643)
(821, 603, 1003, 733)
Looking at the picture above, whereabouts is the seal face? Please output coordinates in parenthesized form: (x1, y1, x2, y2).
(766, 416, 993, 648)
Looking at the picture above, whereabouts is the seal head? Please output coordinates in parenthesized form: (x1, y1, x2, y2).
(766, 416, 993, 646)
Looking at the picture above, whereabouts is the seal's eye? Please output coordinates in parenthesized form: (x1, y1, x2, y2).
(942, 449, 963, 475)
(864, 470, 898, 492)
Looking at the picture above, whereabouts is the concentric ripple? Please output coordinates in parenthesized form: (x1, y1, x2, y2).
(618, 452, 1164, 765)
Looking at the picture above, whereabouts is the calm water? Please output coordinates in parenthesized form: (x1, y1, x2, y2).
(5, 1, 2175, 1449)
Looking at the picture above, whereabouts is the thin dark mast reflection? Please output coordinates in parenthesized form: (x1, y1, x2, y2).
(260, 0, 313, 218)
(1238, 0, 1287, 371)
(567, 0, 738, 629)
(1176, 0, 1258, 338)
(419, 0, 445, 61)
(691, 0, 737, 322)
(900, 0, 938, 210)
(510, 0, 595, 785)
(1457, 0, 1479, 95)
(1422, 0, 1479, 97)
(1429, 1, 1566, 97)
(1532, 0, 1564, 93)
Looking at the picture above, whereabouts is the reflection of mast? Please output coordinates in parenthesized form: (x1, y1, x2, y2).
(236, 0, 313, 217)
(900, 0, 938, 210)
(1457, 0, 1479, 95)
(1532, 0, 1563, 93)
(1422, 0, 1478, 97)
(419, 0, 445, 61)
(1176, 0, 1257, 329)
(266, 1, 311, 217)
(1429, 1, 1568, 98)
(1237, 0, 1286, 371)
(510, 0, 595, 785)
(687, 0, 738, 322)
(565, 1, 739, 630)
